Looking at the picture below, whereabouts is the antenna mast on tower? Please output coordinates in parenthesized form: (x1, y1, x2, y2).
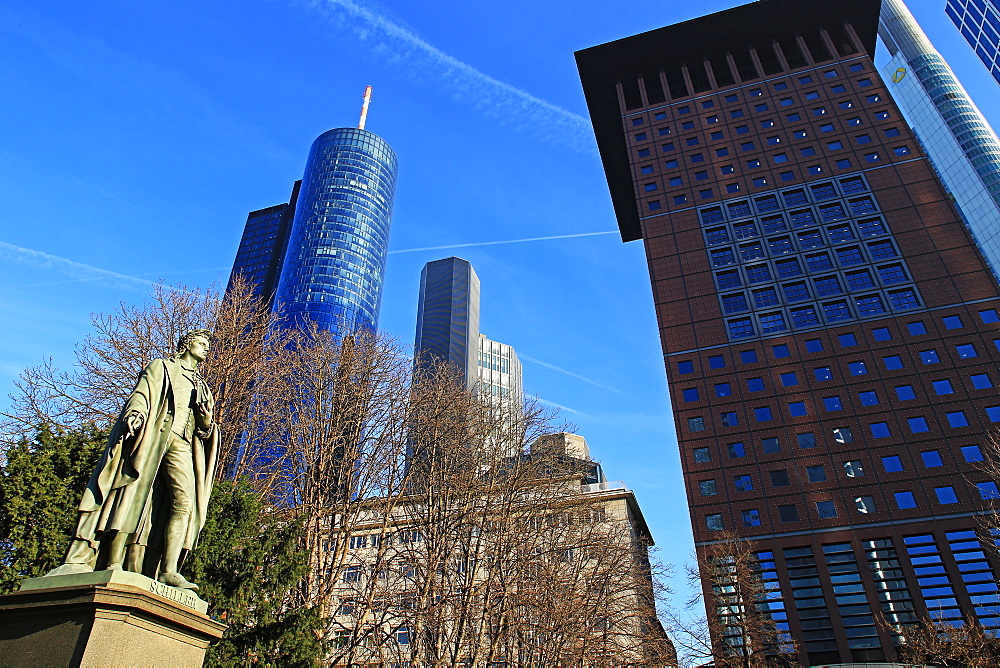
(358, 86, 373, 130)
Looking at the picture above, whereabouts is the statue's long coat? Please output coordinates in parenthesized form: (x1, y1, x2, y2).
(75, 357, 219, 576)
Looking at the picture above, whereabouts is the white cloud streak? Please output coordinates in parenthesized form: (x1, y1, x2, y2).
(520, 354, 625, 396)
(0, 241, 159, 293)
(388, 231, 617, 255)
(534, 396, 586, 416)
(307, 0, 596, 152)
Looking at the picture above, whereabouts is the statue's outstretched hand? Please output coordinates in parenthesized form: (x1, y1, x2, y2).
(125, 411, 144, 438)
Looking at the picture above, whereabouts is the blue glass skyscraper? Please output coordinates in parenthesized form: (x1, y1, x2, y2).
(273, 128, 398, 335)
(415, 257, 481, 387)
(228, 181, 300, 308)
(881, 0, 1000, 282)
(229, 90, 398, 337)
(946, 0, 1000, 83)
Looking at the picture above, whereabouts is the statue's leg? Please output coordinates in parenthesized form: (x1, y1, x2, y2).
(106, 531, 130, 570)
(158, 435, 198, 590)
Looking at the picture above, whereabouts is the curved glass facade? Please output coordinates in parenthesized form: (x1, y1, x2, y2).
(881, 0, 1000, 281)
(946, 0, 1000, 84)
(274, 128, 398, 334)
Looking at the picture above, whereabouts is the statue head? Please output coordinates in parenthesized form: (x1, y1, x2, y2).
(176, 329, 213, 364)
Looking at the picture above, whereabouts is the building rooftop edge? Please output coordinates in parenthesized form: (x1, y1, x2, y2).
(575, 0, 882, 243)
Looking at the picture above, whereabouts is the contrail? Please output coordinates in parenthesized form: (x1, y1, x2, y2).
(0, 241, 174, 293)
(535, 397, 586, 416)
(388, 231, 617, 255)
(15, 267, 227, 289)
(306, 0, 595, 152)
(520, 354, 626, 396)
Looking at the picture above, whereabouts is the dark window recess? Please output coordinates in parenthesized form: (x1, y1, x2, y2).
(689, 63, 712, 93)
(642, 71, 666, 104)
(828, 23, 859, 56)
(710, 56, 736, 87)
(802, 33, 833, 62)
(621, 77, 643, 110)
(664, 65, 689, 99)
(731, 49, 760, 81)
(758, 43, 784, 75)
(779, 37, 809, 68)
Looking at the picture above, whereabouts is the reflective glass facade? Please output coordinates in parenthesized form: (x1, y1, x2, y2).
(411, 258, 524, 459)
(947, 0, 1000, 83)
(274, 128, 398, 335)
(882, 0, 1000, 282)
(227, 181, 299, 306)
(414, 257, 481, 388)
(578, 0, 1000, 662)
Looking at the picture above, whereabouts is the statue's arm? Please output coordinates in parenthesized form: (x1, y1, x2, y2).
(122, 361, 159, 436)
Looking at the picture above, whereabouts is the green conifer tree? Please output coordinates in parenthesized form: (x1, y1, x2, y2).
(185, 481, 326, 667)
(0, 424, 106, 592)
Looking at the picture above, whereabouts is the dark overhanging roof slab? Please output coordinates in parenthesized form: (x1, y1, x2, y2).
(575, 0, 882, 243)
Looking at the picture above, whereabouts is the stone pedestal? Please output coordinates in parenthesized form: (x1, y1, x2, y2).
(0, 570, 226, 668)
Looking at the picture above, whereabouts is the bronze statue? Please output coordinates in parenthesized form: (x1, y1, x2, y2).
(47, 329, 219, 591)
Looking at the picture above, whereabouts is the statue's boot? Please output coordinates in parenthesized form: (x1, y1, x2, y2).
(44, 539, 96, 577)
(45, 563, 94, 577)
(159, 572, 199, 590)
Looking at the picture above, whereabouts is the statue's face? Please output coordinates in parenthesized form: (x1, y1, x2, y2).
(186, 335, 211, 363)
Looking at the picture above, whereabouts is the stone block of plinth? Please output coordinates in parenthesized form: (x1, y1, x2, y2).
(0, 570, 226, 668)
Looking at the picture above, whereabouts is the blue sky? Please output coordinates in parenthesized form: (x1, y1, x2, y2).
(2, 0, 1000, 605)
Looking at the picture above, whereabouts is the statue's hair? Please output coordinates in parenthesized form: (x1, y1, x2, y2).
(176, 329, 213, 353)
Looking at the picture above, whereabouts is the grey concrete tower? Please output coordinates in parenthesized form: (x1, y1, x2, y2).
(414, 257, 481, 388)
(880, 0, 1000, 281)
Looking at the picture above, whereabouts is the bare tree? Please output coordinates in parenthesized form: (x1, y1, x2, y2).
(321, 365, 673, 666)
(970, 432, 1000, 546)
(667, 532, 794, 668)
(889, 614, 1000, 667)
(1, 276, 284, 482)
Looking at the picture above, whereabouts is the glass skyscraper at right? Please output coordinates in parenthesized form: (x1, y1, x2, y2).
(947, 0, 1000, 82)
(881, 0, 1000, 282)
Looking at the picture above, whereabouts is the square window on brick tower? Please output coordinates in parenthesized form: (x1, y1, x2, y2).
(834, 427, 853, 443)
(778, 504, 799, 522)
(807, 465, 827, 482)
(972, 374, 993, 389)
(816, 500, 837, 518)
